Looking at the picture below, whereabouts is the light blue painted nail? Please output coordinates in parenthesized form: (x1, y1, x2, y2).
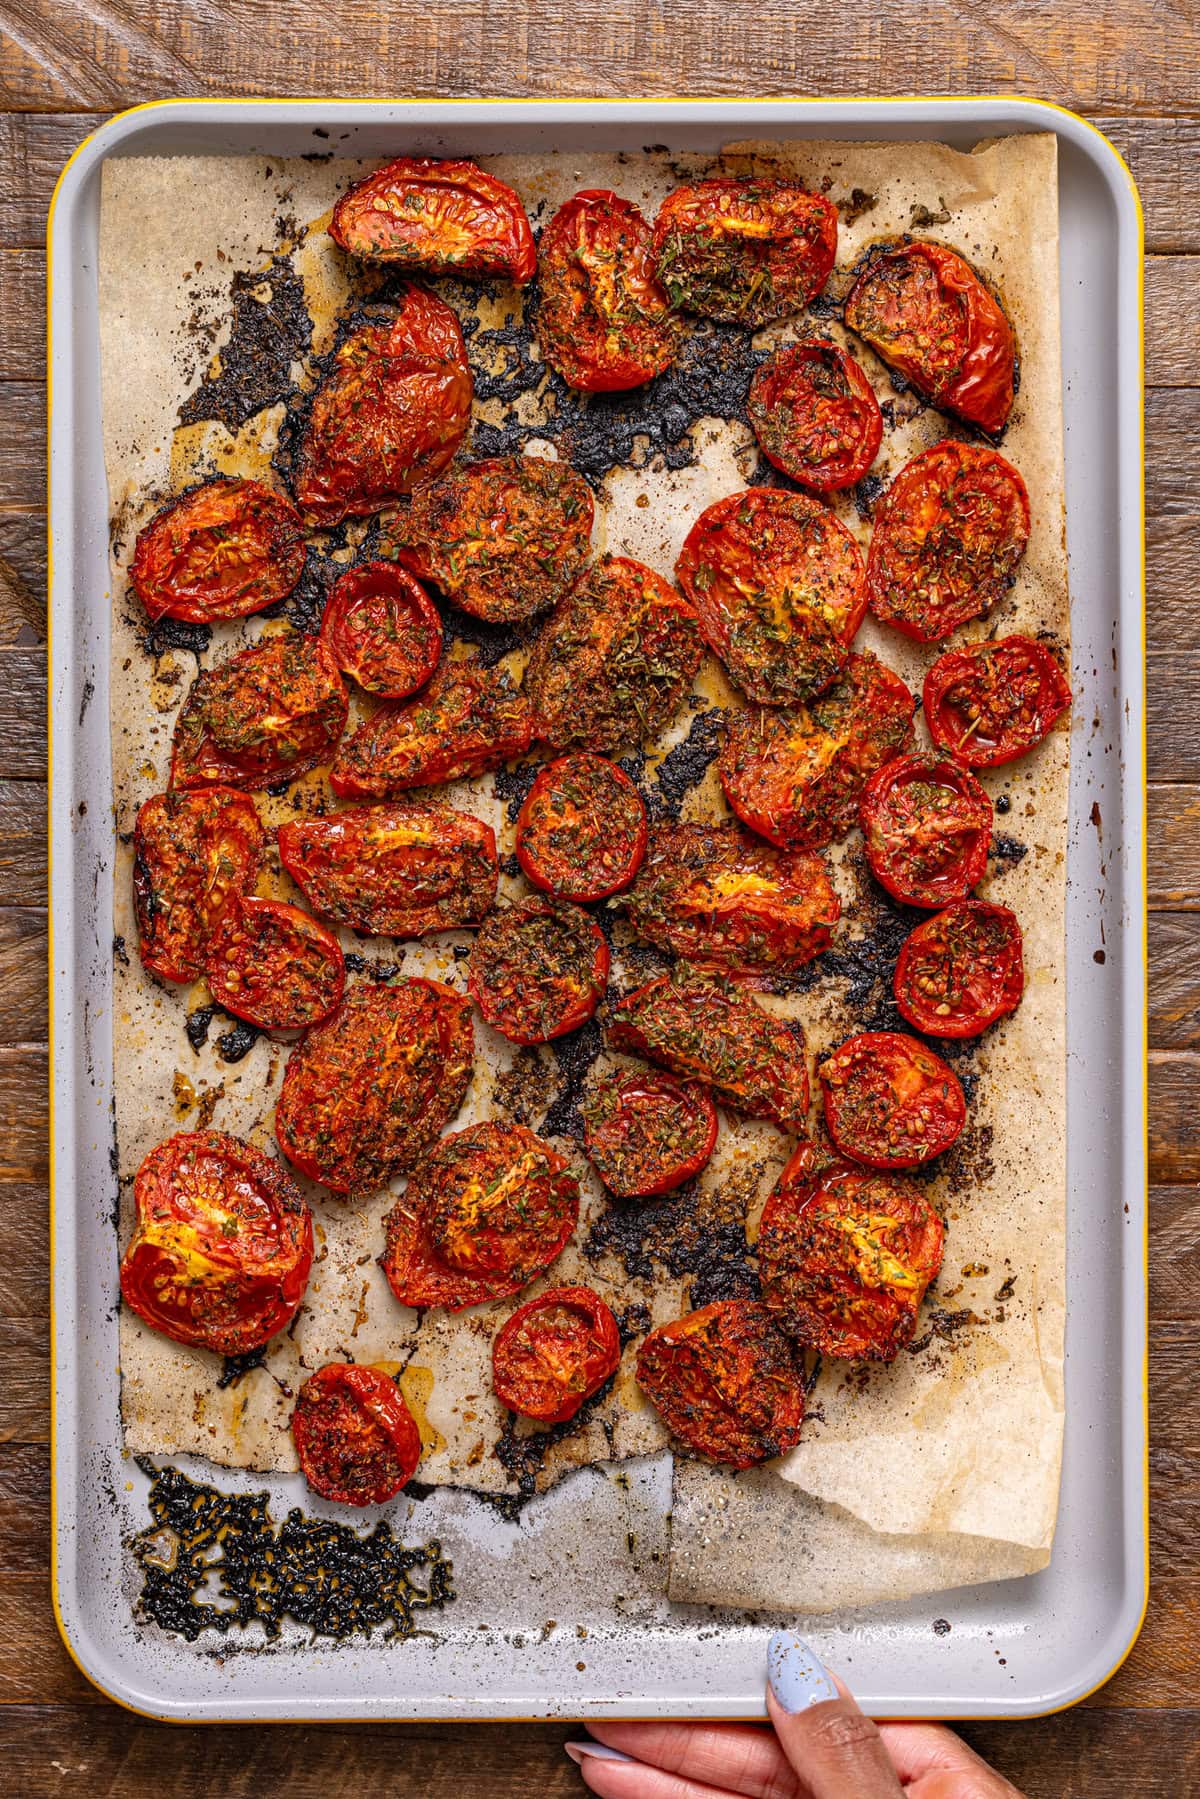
(767, 1629, 839, 1712)
(564, 1741, 637, 1765)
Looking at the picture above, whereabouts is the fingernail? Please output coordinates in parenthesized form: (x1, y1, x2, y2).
(564, 1740, 637, 1765)
(767, 1629, 839, 1712)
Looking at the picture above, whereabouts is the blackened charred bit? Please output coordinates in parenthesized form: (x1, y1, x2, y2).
(852, 473, 887, 522)
(541, 1016, 604, 1141)
(933, 1617, 952, 1637)
(614, 1301, 652, 1347)
(185, 1004, 216, 1053)
(500, 852, 521, 879)
(991, 834, 1029, 866)
(841, 187, 879, 226)
(112, 934, 130, 968)
(438, 604, 537, 668)
(994, 1273, 1017, 1303)
(217, 1346, 268, 1389)
(142, 614, 212, 659)
(493, 1371, 618, 1498)
(648, 709, 723, 821)
(492, 761, 542, 824)
(179, 259, 313, 433)
(261, 545, 341, 635)
(995, 793, 1011, 815)
(343, 953, 406, 980)
(582, 1165, 761, 1306)
(216, 1017, 260, 1063)
(78, 677, 95, 727)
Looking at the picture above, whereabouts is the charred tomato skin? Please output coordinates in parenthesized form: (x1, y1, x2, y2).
(860, 752, 993, 908)
(130, 477, 307, 624)
(491, 1285, 622, 1424)
(819, 1030, 966, 1170)
(291, 1362, 422, 1506)
(329, 156, 535, 282)
(923, 635, 1072, 768)
(204, 894, 346, 1031)
(635, 1298, 807, 1468)
(468, 896, 610, 1045)
(652, 177, 838, 328)
(583, 1069, 718, 1199)
(320, 560, 442, 698)
(330, 654, 533, 799)
(133, 787, 265, 985)
(515, 753, 647, 903)
(893, 898, 1025, 1039)
(169, 631, 349, 793)
(747, 340, 883, 492)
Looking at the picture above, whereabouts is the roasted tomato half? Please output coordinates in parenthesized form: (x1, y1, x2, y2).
(204, 895, 345, 1031)
(820, 1031, 966, 1169)
(843, 239, 1017, 435)
(924, 635, 1071, 768)
(536, 188, 682, 393)
(278, 802, 498, 937)
(866, 441, 1031, 644)
(636, 1299, 807, 1468)
(525, 555, 703, 754)
(330, 156, 535, 283)
(651, 177, 838, 328)
(120, 1130, 313, 1356)
(469, 897, 609, 1045)
(515, 753, 647, 903)
(320, 560, 442, 697)
(622, 820, 839, 976)
(748, 341, 883, 492)
(492, 1285, 622, 1423)
(385, 455, 594, 625)
(381, 1121, 580, 1311)
(894, 898, 1024, 1039)
(759, 1150, 944, 1361)
(675, 488, 866, 706)
(860, 753, 992, 908)
(720, 650, 915, 850)
(293, 287, 472, 527)
(292, 1363, 422, 1506)
(583, 1069, 718, 1198)
(170, 631, 349, 792)
(330, 654, 533, 798)
(130, 477, 306, 625)
(607, 975, 810, 1132)
(275, 978, 474, 1196)
(133, 787, 265, 984)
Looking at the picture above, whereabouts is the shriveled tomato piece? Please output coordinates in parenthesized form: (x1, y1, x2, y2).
(924, 635, 1071, 768)
(330, 157, 535, 282)
(120, 1130, 313, 1356)
(583, 1070, 717, 1198)
(381, 1121, 580, 1311)
(170, 631, 349, 792)
(492, 1285, 621, 1423)
(320, 560, 442, 697)
(720, 651, 915, 850)
(675, 488, 866, 706)
(133, 787, 265, 984)
(275, 978, 474, 1195)
(469, 897, 609, 1045)
(636, 1299, 806, 1468)
(515, 753, 647, 903)
(537, 189, 681, 393)
(330, 654, 532, 799)
(748, 341, 882, 492)
(292, 1363, 422, 1506)
(278, 802, 498, 936)
(652, 177, 838, 328)
(130, 477, 307, 624)
(204, 894, 345, 1030)
(894, 899, 1024, 1039)
(860, 753, 992, 908)
(819, 1031, 966, 1170)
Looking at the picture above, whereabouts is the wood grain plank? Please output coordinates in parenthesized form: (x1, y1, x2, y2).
(1150, 1051, 1200, 1181)
(1150, 914, 1200, 1049)
(0, 1441, 48, 1571)
(0, 1181, 46, 1315)
(0, 384, 43, 508)
(0, 909, 47, 1043)
(1149, 1186, 1200, 1318)
(0, 1311, 46, 1442)
(0, 1046, 47, 1182)
(1092, 116, 1200, 253)
(1146, 256, 1200, 388)
(0, 648, 45, 777)
(1148, 783, 1200, 909)
(0, 249, 42, 381)
(0, 780, 45, 907)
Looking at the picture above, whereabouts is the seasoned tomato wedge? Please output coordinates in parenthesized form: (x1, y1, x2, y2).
(330, 654, 533, 799)
(537, 189, 682, 393)
(133, 787, 265, 984)
(819, 1031, 966, 1170)
(675, 488, 866, 706)
(120, 1130, 313, 1356)
(291, 1363, 422, 1506)
(275, 978, 474, 1196)
(385, 455, 594, 625)
(759, 1150, 944, 1361)
(924, 635, 1071, 768)
(469, 897, 609, 1045)
(204, 895, 345, 1030)
(843, 239, 1017, 435)
(636, 1299, 807, 1467)
(622, 820, 839, 976)
(866, 441, 1031, 644)
(320, 560, 442, 697)
(170, 632, 349, 792)
(583, 1070, 718, 1198)
(748, 341, 882, 492)
(652, 178, 838, 328)
(607, 975, 810, 1131)
(130, 477, 306, 624)
(894, 899, 1024, 1039)
(515, 753, 647, 903)
(381, 1121, 580, 1311)
(278, 802, 498, 937)
(526, 555, 703, 754)
(860, 753, 992, 908)
(330, 157, 535, 283)
(492, 1285, 622, 1423)
(720, 651, 914, 850)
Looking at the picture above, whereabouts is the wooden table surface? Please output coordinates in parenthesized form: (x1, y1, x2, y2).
(1, 5, 1197, 1793)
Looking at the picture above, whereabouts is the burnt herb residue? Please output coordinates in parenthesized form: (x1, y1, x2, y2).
(262, 543, 343, 635)
(112, 934, 130, 968)
(991, 834, 1029, 867)
(541, 1016, 604, 1141)
(216, 1346, 268, 1389)
(906, 1305, 979, 1356)
(343, 952, 406, 981)
(185, 1004, 262, 1064)
(493, 1372, 618, 1499)
(647, 708, 723, 821)
(143, 613, 212, 660)
(492, 761, 541, 823)
(582, 1162, 762, 1307)
(179, 259, 313, 434)
(852, 472, 887, 521)
(184, 1004, 216, 1054)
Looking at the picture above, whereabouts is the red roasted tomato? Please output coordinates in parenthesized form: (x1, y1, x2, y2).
(330, 654, 533, 799)
(747, 341, 883, 492)
(819, 1031, 966, 1169)
(583, 1070, 718, 1198)
(204, 895, 345, 1030)
(843, 239, 1017, 435)
(469, 897, 609, 1045)
(170, 631, 349, 792)
(635, 1299, 807, 1467)
(537, 189, 682, 392)
(278, 802, 498, 937)
(894, 898, 1024, 1039)
(720, 651, 915, 850)
(492, 1286, 622, 1423)
(515, 753, 647, 903)
(133, 787, 265, 984)
(675, 488, 866, 706)
(120, 1130, 313, 1356)
(330, 157, 536, 282)
(652, 178, 838, 328)
(381, 1121, 580, 1311)
(291, 1363, 422, 1506)
(924, 635, 1072, 768)
(860, 753, 992, 908)
(130, 477, 307, 624)
(275, 978, 474, 1195)
(320, 560, 442, 697)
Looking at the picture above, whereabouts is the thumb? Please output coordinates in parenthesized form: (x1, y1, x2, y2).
(766, 1631, 904, 1799)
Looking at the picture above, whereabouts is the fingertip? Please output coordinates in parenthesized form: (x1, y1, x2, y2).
(766, 1628, 840, 1713)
